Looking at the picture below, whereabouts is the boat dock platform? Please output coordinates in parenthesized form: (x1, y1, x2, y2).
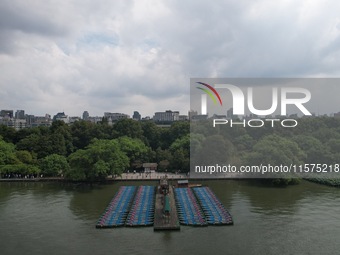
(95, 182, 233, 230)
(153, 185, 180, 231)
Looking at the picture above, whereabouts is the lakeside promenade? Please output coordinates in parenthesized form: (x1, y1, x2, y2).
(0, 172, 188, 182)
(118, 172, 187, 180)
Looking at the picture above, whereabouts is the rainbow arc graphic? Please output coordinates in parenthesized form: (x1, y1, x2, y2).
(196, 82, 223, 115)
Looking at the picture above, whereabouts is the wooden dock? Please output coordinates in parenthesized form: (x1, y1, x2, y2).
(154, 185, 180, 231)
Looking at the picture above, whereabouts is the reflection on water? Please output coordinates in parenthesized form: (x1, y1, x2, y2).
(1, 180, 340, 255)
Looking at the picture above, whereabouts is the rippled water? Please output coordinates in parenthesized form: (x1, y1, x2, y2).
(1, 180, 340, 255)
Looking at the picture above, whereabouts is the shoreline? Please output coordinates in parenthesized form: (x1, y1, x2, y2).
(2, 174, 339, 188)
(0, 173, 251, 183)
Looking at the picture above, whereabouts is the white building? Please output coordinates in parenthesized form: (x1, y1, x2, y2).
(69, 117, 81, 124)
(0, 117, 27, 130)
(54, 112, 69, 123)
(153, 110, 179, 122)
(55, 115, 69, 123)
(104, 112, 130, 121)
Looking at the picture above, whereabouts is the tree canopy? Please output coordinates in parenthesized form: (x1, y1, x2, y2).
(1, 116, 340, 184)
(67, 139, 129, 181)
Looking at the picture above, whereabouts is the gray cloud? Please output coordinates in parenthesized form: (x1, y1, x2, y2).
(1, 0, 340, 117)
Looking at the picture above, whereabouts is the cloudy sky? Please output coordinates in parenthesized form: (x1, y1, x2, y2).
(1, 0, 340, 118)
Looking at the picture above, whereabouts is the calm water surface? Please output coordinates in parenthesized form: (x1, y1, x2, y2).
(0, 180, 340, 255)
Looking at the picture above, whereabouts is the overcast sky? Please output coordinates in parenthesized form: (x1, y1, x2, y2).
(1, 0, 340, 118)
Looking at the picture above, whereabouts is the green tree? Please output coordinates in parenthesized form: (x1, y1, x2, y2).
(66, 139, 129, 181)
(0, 125, 17, 143)
(244, 135, 305, 185)
(16, 134, 51, 159)
(233, 134, 256, 152)
(116, 136, 149, 169)
(40, 154, 70, 177)
(293, 117, 327, 134)
(169, 121, 190, 140)
(141, 121, 160, 149)
(193, 135, 235, 166)
(0, 136, 20, 166)
(292, 135, 332, 164)
(244, 135, 305, 166)
(0, 137, 40, 177)
(170, 148, 189, 173)
(327, 139, 340, 153)
(71, 120, 97, 150)
(169, 134, 190, 152)
(50, 121, 74, 155)
(49, 133, 67, 156)
(15, 150, 35, 165)
(312, 128, 340, 143)
(113, 119, 143, 139)
(190, 133, 205, 156)
(65, 149, 88, 181)
(155, 148, 172, 172)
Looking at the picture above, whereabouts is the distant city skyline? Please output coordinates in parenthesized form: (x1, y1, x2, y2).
(2, 104, 340, 130)
(1, 106, 339, 121)
(0, 108, 191, 130)
(0, 108, 189, 119)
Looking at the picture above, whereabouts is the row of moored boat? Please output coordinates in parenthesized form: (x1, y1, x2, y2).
(96, 186, 136, 228)
(174, 188, 207, 226)
(96, 185, 233, 228)
(126, 186, 155, 226)
(193, 187, 233, 225)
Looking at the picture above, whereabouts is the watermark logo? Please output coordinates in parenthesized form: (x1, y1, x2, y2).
(190, 78, 339, 180)
(197, 83, 311, 117)
(196, 82, 223, 115)
(193, 80, 312, 128)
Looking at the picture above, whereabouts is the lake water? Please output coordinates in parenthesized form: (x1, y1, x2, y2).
(1, 180, 340, 255)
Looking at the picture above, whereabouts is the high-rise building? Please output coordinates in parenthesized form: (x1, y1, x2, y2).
(133, 111, 141, 121)
(0, 110, 13, 118)
(15, 110, 25, 119)
(25, 115, 35, 126)
(83, 111, 89, 120)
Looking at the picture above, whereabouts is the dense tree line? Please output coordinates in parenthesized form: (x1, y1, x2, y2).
(1, 117, 340, 185)
(0, 119, 189, 181)
(191, 117, 340, 186)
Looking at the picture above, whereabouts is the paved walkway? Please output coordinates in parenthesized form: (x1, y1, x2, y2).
(154, 185, 180, 231)
(118, 172, 188, 180)
(0, 173, 188, 182)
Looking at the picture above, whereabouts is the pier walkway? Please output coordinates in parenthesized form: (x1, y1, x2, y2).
(154, 185, 180, 231)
